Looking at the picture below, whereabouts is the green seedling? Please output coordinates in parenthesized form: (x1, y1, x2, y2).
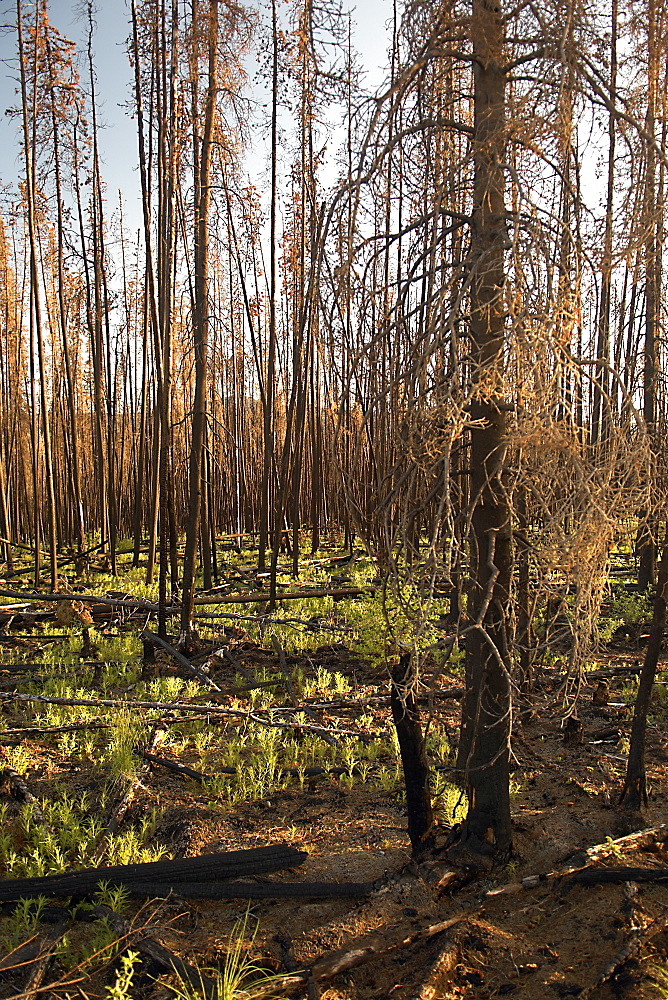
(1, 895, 49, 952)
(3, 744, 33, 776)
(57, 916, 125, 971)
(652, 964, 668, 999)
(106, 949, 141, 1000)
(95, 882, 131, 913)
(431, 773, 467, 828)
(604, 837, 625, 861)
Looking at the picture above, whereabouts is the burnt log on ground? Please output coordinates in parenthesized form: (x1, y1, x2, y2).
(0, 692, 363, 739)
(10, 917, 68, 995)
(0, 844, 307, 902)
(485, 824, 668, 898)
(141, 629, 222, 691)
(566, 865, 668, 887)
(0, 586, 367, 610)
(123, 880, 373, 899)
(562, 822, 668, 868)
(577, 907, 668, 1000)
(0, 765, 49, 828)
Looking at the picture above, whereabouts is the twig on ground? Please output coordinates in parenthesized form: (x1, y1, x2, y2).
(0, 691, 368, 738)
(142, 630, 222, 691)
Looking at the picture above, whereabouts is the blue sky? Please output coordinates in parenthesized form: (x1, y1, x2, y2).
(0, 0, 393, 234)
(0, 2, 139, 209)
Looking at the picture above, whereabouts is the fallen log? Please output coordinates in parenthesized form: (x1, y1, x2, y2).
(310, 914, 468, 981)
(0, 537, 34, 554)
(561, 822, 668, 869)
(266, 907, 479, 993)
(567, 865, 668, 887)
(0, 715, 211, 739)
(90, 729, 164, 865)
(15, 917, 68, 997)
(136, 748, 228, 781)
(0, 612, 56, 628)
(535, 663, 656, 688)
(123, 880, 373, 900)
(0, 663, 53, 673)
(135, 749, 383, 785)
(0, 589, 160, 612)
(56, 541, 106, 569)
(0, 844, 308, 902)
(0, 936, 42, 974)
(485, 823, 668, 897)
(216, 645, 259, 685)
(577, 908, 668, 999)
(0, 764, 49, 829)
(271, 635, 299, 707)
(271, 635, 338, 748)
(0, 720, 110, 737)
(429, 686, 466, 700)
(193, 587, 366, 605)
(0, 586, 367, 611)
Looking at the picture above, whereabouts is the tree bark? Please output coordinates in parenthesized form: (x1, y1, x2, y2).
(620, 535, 668, 811)
(17, 0, 58, 592)
(181, 0, 219, 636)
(638, 0, 659, 593)
(390, 653, 435, 856)
(452, 0, 512, 866)
(591, 0, 616, 449)
(0, 844, 308, 902)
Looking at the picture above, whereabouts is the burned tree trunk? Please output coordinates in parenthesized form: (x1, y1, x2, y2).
(620, 535, 668, 811)
(390, 653, 435, 857)
(181, 0, 218, 639)
(637, 0, 660, 594)
(451, 0, 513, 866)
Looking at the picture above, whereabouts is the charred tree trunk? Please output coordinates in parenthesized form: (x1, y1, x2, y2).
(591, 0, 616, 450)
(17, 0, 58, 592)
(638, 0, 659, 594)
(180, 0, 218, 637)
(620, 535, 668, 811)
(44, 27, 85, 555)
(390, 654, 435, 857)
(452, 0, 512, 867)
(258, 0, 279, 572)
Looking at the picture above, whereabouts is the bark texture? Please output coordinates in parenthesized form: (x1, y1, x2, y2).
(453, 0, 512, 865)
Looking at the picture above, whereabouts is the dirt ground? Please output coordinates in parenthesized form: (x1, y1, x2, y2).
(2, 634, 668, 1000)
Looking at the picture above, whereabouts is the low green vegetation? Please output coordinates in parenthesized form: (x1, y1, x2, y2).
(0, 791, 167, 879)
(167, 912, 291, 1000)
(0, 533, 470, 985)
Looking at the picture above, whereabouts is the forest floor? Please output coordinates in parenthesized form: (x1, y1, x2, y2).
(1, 548, 667, 999)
